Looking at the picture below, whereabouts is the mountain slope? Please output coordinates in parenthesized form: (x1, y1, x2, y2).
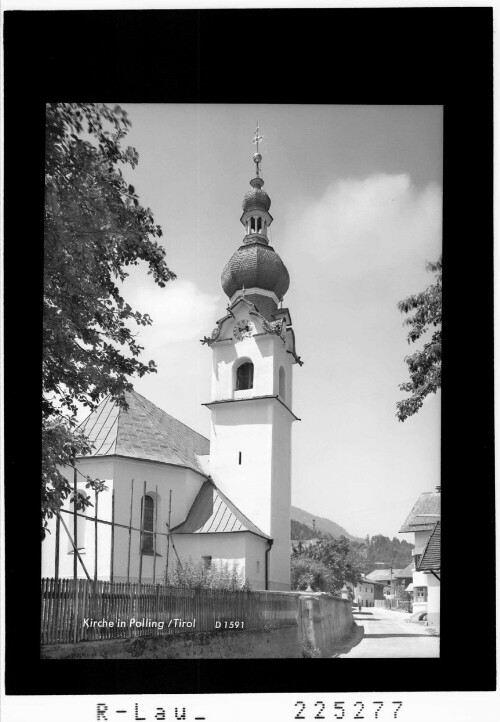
(291, 505, 361, 542)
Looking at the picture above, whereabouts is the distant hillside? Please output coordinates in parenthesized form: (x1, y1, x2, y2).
(291, 505, 362, 542)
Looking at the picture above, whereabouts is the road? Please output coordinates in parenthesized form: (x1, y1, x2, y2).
(335, 607, 439, 658)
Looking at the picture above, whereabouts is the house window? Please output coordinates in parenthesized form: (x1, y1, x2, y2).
(202, 556, 212, 570)
(141, 495, 154, 552)
(414, 554, 422, 568)
(236, 362, 254, 390)
(415, 586, 428, 602)
(256, 560, 260, 574)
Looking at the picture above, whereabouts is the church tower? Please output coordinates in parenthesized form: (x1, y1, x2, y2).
(202, 126, 302, 590)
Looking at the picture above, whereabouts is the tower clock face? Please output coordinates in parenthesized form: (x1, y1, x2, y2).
(233, 319, 255, 341)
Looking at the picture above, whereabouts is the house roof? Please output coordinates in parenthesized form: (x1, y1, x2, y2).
(365, 569, 400, 582)
(417, 521, 441, 572)
(399, 490, 441, 533)
(395, 560, 415, 578)
(170, 478, 270, 539)
(78, 390, 209, 474)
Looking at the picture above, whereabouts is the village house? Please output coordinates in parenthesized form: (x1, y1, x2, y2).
(415, 520, 440, 626)
(41, 130, 301, 592)
(350, 577, 376, 607)
(365, 568, 396, 604)
(399, 487, 441, 618)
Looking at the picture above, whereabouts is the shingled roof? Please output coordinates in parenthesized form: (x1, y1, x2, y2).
(365, 569, 400, 583)
(170, 478, 269, 539)
(78, 390, 209, 474)
(395, 560, 415, 579)
(417, 521, 441, 572)
(399, 490, 441, 533)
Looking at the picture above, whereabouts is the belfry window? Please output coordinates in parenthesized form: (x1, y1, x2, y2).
(141, 495, 154, 552)
(236, 361, 254, 390)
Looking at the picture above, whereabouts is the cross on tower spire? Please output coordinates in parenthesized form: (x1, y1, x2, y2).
(253, 122, 263, 176)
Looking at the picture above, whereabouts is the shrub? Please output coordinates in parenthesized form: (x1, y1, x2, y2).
(166, 558, 252, 591)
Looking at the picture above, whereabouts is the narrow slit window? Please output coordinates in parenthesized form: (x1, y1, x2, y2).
(239, 451, 242, 465)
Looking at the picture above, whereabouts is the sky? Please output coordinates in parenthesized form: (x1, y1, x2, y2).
(109, 104, 442, 540)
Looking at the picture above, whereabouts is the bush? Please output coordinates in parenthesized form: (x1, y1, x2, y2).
(291, 557, 335, 592)
(166, 558, 252, 591)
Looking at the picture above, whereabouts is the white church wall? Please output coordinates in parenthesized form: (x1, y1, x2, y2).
(211, 336, 275, 402)
(42, 456, 206, 583)
(41, 457, 114, 580)
(171, 532, 247, 581)
(112, 458, 205, 583)
(270, 402, 292, 590)
(209, 400, 273, 537)
(243, 532, 268, 590)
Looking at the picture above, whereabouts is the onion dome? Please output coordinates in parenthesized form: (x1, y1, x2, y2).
(221, 242, 290, 301)
(242, 177, 271, 214)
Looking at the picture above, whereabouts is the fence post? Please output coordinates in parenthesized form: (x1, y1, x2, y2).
(127, 480, 134, 583)
(73, 579, 79, 644)
(110, 488, 115, 583)
(94, 489, 99, 582)
(73, 466, 78, 581)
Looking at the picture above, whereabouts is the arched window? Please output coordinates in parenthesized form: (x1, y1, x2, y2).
(141, 495, 154, 552)
(278, 366, 286, 400)
(236, 361, 254, 390)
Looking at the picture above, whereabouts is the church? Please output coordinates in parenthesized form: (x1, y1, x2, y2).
(41, 131, 301, 591)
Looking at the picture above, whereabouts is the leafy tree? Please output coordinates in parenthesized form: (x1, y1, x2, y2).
(291, 557, 335, 592)
(396, 257, 442, 421)
(291, 536, 363, 594)
(43, 103, 175, 537)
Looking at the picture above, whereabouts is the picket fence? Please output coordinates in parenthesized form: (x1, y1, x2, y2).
(40, 578, 300, 645)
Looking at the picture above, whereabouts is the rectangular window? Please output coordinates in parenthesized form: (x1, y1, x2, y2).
(256, 560, 260, 574)
(202, 556, 212, 570)
(239, 451, 242, 465)
(415, 586, 428, 602)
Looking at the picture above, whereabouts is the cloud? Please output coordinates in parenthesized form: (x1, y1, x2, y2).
(124, 278, 221, 349)
(283, 173, 442, 288)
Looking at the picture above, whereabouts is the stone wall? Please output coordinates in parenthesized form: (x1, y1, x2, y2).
(41, 592, 355, 659)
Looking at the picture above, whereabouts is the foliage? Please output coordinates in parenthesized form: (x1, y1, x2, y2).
(291, 536, 363, 594)
(166, 559, 252, 591)
(396, 257, 442, 421)
(43, 103, 175, 537)
(291, 557, 335, 592)
(346, 534, 414, 575)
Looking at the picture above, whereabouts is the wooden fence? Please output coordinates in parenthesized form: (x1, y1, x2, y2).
(41, 578, 300, 645)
